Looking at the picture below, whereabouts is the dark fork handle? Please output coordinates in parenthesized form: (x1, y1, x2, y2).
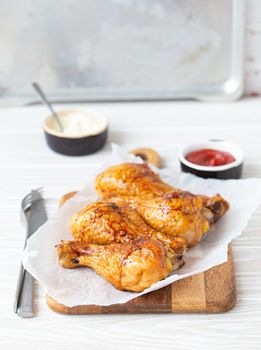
(14, 192, 47, 318)
(14, 264, 34, 318)
(14, 214, 35, 317)
(18, 270, 34, 318)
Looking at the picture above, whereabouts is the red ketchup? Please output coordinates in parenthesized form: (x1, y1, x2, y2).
(186, 148, 235, 167)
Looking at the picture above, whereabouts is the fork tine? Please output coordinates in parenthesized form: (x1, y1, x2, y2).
(31, 189, 43, 203)
(22, 193, 32, 205)
(21, 194, 32, 211)
(21, 188, 44, 212)
(31, 187, 43, 197)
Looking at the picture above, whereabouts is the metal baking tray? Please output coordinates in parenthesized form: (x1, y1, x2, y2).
(0, 0, 244, 105)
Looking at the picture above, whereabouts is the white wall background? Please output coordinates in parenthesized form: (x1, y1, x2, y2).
(245, 0, 261, 95)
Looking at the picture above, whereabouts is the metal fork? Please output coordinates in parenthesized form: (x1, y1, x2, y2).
(14, 188, 47, 317)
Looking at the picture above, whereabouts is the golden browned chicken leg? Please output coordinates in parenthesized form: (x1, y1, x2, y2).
(95, 163, 229, 247)
(126, 192, 211, 246)
(96, 162, 173, 198)
(70, 201, 187, 256)
(105, 192, 210, 246)
(56, 237, 183, 292)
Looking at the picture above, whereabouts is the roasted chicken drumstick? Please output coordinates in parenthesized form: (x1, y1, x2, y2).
(96, 162, 173, 198)
(56, 162, 229, 292)
(57, 237, 183, 292)
(70, 201, 187, 256)
(95, 163, 229, 247)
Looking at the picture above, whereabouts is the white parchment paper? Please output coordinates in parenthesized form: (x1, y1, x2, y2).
(22, 145, 261, 306)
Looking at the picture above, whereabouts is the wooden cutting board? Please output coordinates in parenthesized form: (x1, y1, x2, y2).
(46, 192, 237, 314)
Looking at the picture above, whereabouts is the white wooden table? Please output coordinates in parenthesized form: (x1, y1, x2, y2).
(1, 99, 261, 350)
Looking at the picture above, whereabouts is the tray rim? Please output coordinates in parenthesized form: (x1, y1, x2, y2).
(1, 0, 245, 106)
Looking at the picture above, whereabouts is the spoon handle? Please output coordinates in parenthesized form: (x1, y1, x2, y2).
(32, 82, 63, 132)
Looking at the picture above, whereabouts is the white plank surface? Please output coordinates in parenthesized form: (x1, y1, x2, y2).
(1, 99, 261, 350)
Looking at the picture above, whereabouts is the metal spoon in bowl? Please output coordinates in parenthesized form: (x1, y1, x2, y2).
(32, 82, 64, 133)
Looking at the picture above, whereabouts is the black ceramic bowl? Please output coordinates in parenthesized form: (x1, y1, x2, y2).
(43, 109, 108, 156)
(179, 141, 244, 179)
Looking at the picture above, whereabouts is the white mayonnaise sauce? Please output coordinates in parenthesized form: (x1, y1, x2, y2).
(48, 110, 107, 137)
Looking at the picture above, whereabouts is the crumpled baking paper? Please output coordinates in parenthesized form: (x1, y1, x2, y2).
(22, 144, 261, 307)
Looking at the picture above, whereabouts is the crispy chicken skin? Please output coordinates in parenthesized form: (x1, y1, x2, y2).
(95, 163, 229, 247)
(128, 192, 211, 246)
(70, 201, 187, 256)
(56, 162, 230, 292)
(57, 237, 183, 292)
(96, 163, 173, 198)
(106, 192, 210, 247)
